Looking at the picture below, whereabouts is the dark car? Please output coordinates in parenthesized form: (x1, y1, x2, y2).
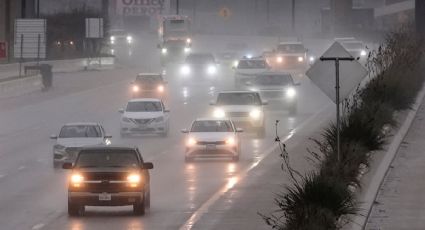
(63, 146, 154, 216)
(131, 73, 168, 99)
(244, 72, 300, 115)
(179, 53, 218, 77)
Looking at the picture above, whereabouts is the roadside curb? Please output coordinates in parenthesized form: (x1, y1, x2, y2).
(348, 83, 425, 230)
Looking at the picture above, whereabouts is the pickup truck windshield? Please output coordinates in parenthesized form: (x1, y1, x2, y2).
(217, 93, 261, 105)
(277, 44, 305, 53)
(76, 150, 139, 168)
(237, 60, 267, 69)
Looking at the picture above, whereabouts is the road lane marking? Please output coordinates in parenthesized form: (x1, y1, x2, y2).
(18, 166, 26, 171)
(179, 104, 332, 230)
(32, 223, 45, 230)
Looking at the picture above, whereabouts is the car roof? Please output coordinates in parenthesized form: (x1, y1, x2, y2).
(128, 98, 162, 103)
(79, 145, 138, 152)
(63, 122, 100, 126)
(279, 41, 303, 45)
(195, 117, 232, 122)
(137, 73, 162, 77)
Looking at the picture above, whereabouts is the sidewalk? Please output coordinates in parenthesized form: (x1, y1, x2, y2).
(365, 97, 425, 230)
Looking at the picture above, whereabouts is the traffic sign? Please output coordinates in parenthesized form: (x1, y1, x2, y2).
(85, 18, 104, 38)
(13, 19, 46, 59)
(0, 41, 6, 59)
(219, 7, 231, 19)
(306, 42, 367, 104)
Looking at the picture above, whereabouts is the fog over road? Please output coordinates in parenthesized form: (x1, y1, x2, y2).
(0, 35, 331, 230)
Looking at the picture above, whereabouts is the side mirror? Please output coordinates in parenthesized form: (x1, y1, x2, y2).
(142, 162, 154, 169)
(236, 128, 244, 133)
(262, 100, 269, 105)
(119, 108, 124, 114)
(181, 129, 189, 133)
(104, 135, 112, 139)
(62, 162, 73, 169)
(50, 135, 58, 140)
(164, 109, 170, 113)
(209, 101, 216, 106)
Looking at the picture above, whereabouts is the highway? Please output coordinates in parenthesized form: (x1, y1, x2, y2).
(0, 36, 331, 230)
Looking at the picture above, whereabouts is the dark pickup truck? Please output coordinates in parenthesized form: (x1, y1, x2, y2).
(63, 146, 154, 216)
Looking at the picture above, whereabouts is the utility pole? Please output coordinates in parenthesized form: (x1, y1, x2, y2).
(176, 0, 179, 15)
(266, 0, 270, 24)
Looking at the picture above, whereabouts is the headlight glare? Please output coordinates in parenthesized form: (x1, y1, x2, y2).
(161, 48, 167, 54)
(71, 173, 84, 187)
(181, 65, 191, 75)
(127, 173, 141, 187)
(360, 50, 367, 56)
(132, 85, 139, 92)
(276, 56, 283, 63)
(126, 35, 133, 43)
(184, 47, 191, 53)
(226, 137, 235, 146)
(207, 65, 217, 75)
(286, 87, 296, 98)
(297, 56, 304, 62)
(249, 109, 261, 120)
(187, 137, 197, 146)
(213, 108, 225, 118)
(157, 85, 164, 92)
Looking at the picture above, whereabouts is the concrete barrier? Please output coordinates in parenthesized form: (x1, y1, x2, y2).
(0, 74, 43, 99)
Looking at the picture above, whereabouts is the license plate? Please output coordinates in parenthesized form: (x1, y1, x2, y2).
(99, 193, 111, 201)
(206, 144, 216, 150)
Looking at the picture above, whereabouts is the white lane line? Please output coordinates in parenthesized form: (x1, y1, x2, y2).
(31, 223, 45, 230)
(18, 166, 26, 171)
(179, 105, 331, 230)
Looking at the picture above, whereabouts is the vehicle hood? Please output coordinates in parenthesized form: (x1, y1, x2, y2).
(189, 132, 234, 141)
(123, 111, 163, 119)
(216, 105, 262, 112)
(235, 69, 268, 76)
(57, 138, 104, 147)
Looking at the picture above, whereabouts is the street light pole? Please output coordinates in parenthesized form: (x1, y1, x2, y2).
(176, 0, 179, 15)
(291, 0, 295, 33)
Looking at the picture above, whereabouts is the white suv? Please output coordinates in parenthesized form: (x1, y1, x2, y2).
(119, 98, 170, 137)
(210, 91, 267, 137)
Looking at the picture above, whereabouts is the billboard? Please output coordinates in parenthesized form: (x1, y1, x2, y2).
(116, 0, 170, 16)
(14, 19, 47, 59)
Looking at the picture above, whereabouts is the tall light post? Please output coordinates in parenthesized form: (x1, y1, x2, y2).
(176, 0, 179, 15)
(291, 0, 295, 33)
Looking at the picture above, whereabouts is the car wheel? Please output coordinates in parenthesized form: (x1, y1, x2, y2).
(133, 199, 145, 216)
(68, 201, 84, 216)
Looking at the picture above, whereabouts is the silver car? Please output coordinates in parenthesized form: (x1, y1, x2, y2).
(50, 122, 111, 168)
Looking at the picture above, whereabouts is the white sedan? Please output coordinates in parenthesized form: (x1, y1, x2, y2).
(119, 98, 170, 137)
(181, 118, 243, 162)
(50, 122, 111, 168)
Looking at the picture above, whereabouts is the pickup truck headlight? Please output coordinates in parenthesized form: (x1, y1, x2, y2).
(213, 108, 225, 118)
(286, 87, 296, 98)
(127, 173, 141, 187)
(157, 85, 164, 92)
(276, 56, 283, 63)
(126, 35, 133, 44)
(186, 137, 197, 147)
(225, 137, 235, 146)
(249, 109, 262, 120)
(70, 173, 84, 187)
(360, 50, 367, 56)
(181, 65, 191, 75)
(207, 65, 217, 75)
(132, 85, 139, 92)
(297, 57, 304, 62)
(161, 48, 167, 55)
(184, 47, 191, 53)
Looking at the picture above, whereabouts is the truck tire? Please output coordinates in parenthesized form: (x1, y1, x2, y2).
(68, 201, 84, 216)
(133, 199, 145, 216)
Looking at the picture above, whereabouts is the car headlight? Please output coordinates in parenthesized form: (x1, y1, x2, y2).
(157, 85, 164, 92)
(246, 54, 253, 59)
(126, 35, 133, 44)
(286, 87, 296, 98)
(122, 117, 131, 123)
(186, 137, 197, 146)
(297, 56, 304, 62)
(181, 65, 191, 75)
(154, 116, 164, 122)
(186, 38, 191, 44)
(309, 56, 315, 62)
(232, 60, 239, 68)
(110, 36, 115, 42)
(207, 65, 217, 75)
(249, 109, 262, 120)
(127, 173, 141, 187)
(213, 108, 225, 118)
(70, 173, 84, 187)
(161, 48, 167, 55)
(225, 137, 235, 146)
(276, 56, 283, 63)
(184, 47, 191, 53)
(360, 50, 367, 56)
(132, 85, 139, 92)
